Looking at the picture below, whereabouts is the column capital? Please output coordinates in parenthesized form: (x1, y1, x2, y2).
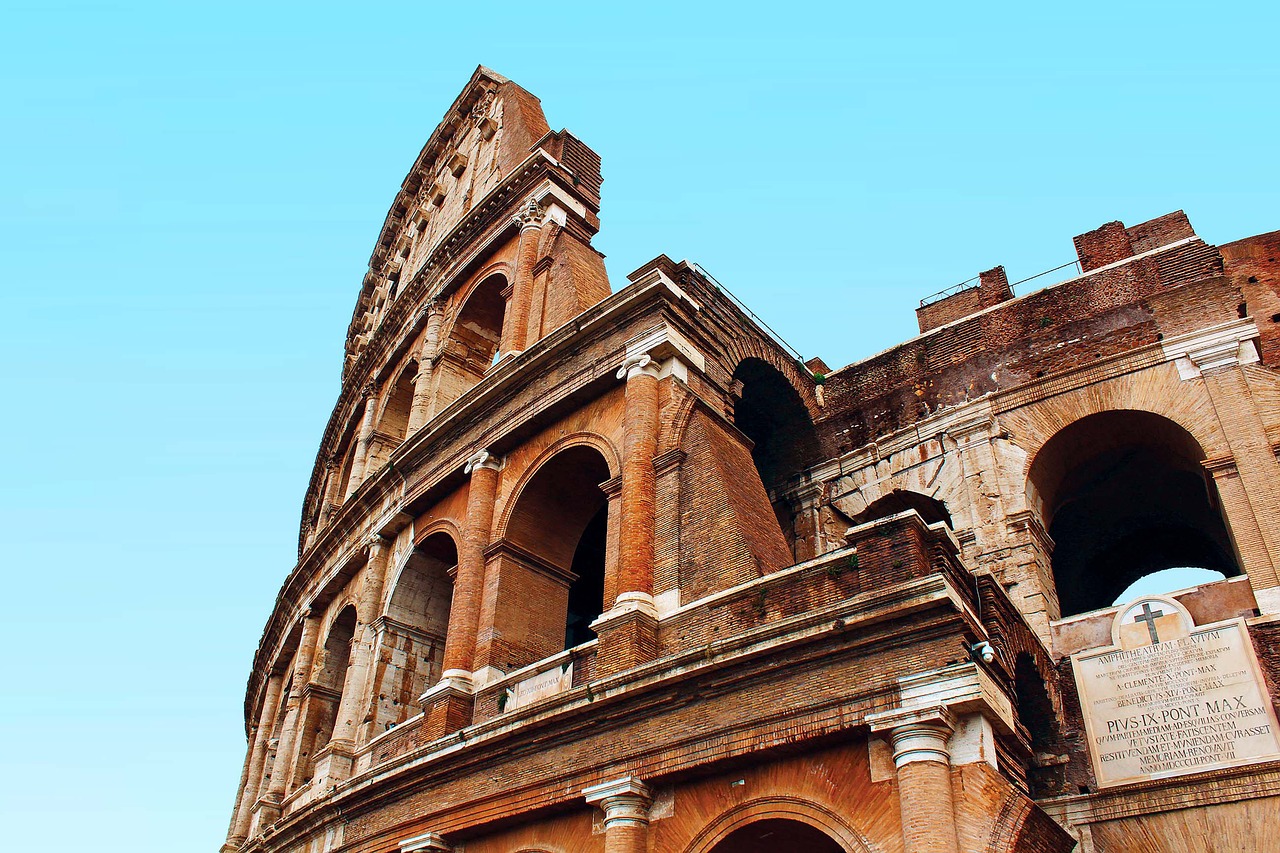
(583, 776, 653, 829)
(512, 198, 544, 231)
(868, 706, 956, 768)
(360, 380, 378, 400)
(463, 449, 503, 475)
(364, 532, 391, 555)
(617, 353, 662, 381)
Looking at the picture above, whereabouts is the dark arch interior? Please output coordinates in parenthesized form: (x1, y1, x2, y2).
(1029, 411, 1239, 616)
(505, 445, 611, 652)
(1013, 652, 1058, 752)
(709, 818, 844, 853)
(850, 489, 952, 529)
(732, 358, 822, 556)
(565, 505, 608, 649)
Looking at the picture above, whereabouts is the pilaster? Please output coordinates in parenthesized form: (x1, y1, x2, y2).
(583, 776, 653, 853)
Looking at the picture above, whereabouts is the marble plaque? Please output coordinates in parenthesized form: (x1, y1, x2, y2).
(1072, 595, 1280, 788)
(507, 661, 573, 711)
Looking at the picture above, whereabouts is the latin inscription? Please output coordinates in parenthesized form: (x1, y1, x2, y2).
(1074, 619, 1280, 786)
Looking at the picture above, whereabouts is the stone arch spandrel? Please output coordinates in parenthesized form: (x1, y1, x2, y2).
(680, 797, 876, 853)
(987, 788, 1077, 853)
(659, 379, 700, 455)
(652, 745, 891, 853)
(999, 364, 1230, 492)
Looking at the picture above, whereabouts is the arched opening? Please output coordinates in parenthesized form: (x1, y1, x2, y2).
(432, 273, 508, 412)
(849, 489, 952, 529)
(494, 445, 611, 669)
(732, 358, 822, 559)
(1028, 410, 1239, 617)
(370, 532, 457, 732)
(708, 818, 845, 853)
(1112, 567, 1228, 605)
(334, 435, 359, 504)
(365, 366, 417, 475)
(299, 606, 356, 779)
(378, 366, 416, 443)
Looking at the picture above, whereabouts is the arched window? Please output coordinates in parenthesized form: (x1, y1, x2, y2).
(378, 366, 416, 443)
(297, 606, 357, 779)
(434, 274, 507, 411)
(732, 358, 822, 559)
(1028, 410, 1239, 617)
(488, 445, 611, 670)
(369, 533, 457, 731)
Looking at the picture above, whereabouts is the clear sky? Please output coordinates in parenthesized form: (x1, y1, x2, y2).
(1, 2, 1276, 851)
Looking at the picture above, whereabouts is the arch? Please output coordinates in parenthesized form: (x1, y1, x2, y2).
(371, 532, 458, 732)
(429, 271, 510, 412)
(848, 489, 952, 529)
(708, 819, 845, 853)
(496, 432, 621, 534)
(1027, 409, 1240, 616)
(685, 797, 872, 853)
(484, 444, 613, 669)
(377, 363, 417, 442)
(296, 604, 357, 779)
(504, 444, 612, 579)
(732, 357, 823, 559)
(450, 272, 508, 367)
(722, 339, 821, 421)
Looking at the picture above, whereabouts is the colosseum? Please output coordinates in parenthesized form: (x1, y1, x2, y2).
(220, 66, 1280, 852)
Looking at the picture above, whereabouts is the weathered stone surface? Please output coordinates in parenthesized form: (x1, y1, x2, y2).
(222, 67, 1280, 853)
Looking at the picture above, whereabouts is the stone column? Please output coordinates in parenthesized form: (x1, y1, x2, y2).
(253, 611, 321, 831)
(407, 303, 444, 434)
(225, 673, 284, 848)
(884, 711, 960, 853)
(423, 449, 501, 737)
(346, 384, 379, 497)
(591, 355, 663, 677)
(500, 199, 542, 358)
(583, 777, 653, 853)
(617, 353, 661, 602)
(317, 534, 392, 783)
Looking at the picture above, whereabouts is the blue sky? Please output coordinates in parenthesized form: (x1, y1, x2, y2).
(1, 2, 1276, 850)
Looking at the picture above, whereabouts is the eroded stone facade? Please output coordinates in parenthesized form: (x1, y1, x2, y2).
(222, 67, 1280, 853)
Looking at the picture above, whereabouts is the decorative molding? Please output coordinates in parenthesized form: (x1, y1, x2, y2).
(616, 353, 657, 381)
(583, 776, 653, 829)
(399, 831, 451, 852)
(1161, 318, 1261, 379)
(463, 449, 503, 474)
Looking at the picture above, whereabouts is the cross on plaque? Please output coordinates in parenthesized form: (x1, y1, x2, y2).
(1133, 601, 1165, 644)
